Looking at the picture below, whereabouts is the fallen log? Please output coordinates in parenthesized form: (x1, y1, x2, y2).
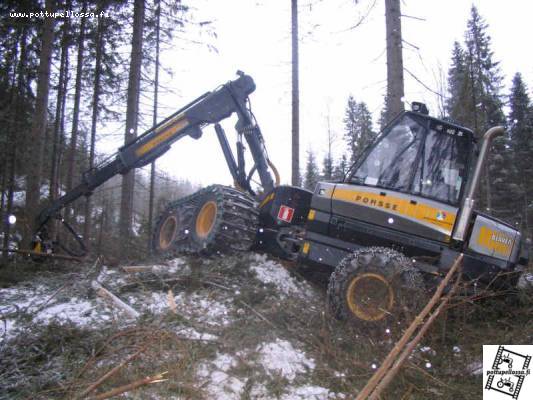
(92, 281, 140, 319)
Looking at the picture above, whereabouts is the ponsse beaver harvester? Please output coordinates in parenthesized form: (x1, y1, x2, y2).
(32, 72, 530, 326)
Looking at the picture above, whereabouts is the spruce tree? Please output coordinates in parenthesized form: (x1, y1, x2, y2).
(447, 6, 507, 215)
(509, 73, 533, 235)
(343, 96, 376, 164)
(303, 150, 320, 191)
(446, 41, 470, 124)
(333, 154, 349, 182)
(322, 155, 333, 181)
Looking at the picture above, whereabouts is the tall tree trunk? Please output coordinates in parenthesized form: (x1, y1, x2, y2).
(83, 7, 106, 252)
(0, 31, 19, 248)
(50, 8, 70, 203)
(24, 0, 55, 248)
(64, 1, 87, 229)
(291, 0, 300, 186)
(120, 0, 145, 253)
(48, 18, 70, 241)
(1, 29, 23, 263)
(148, 0, 161, 253)
(385, 0, 404, 123)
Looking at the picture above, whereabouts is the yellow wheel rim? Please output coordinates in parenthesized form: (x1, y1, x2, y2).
(346, 272, 395, 321)
(159, 215, 178, 250)
(196, 201, 217, 238)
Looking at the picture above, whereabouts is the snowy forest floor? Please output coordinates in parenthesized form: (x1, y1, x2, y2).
(0, 253, 532, 399)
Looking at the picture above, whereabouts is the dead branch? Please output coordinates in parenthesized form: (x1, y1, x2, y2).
(91, 372, 167, 400)
(369, 270, 462, 399)
(167, 289, 178, 314)
(238, 300, 278, 330)
(77, 345, 146, 398)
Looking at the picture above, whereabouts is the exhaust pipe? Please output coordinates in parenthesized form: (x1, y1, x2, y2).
(452, 126, 505, 242)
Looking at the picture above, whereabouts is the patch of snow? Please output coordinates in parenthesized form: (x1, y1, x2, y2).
(145, 291, 232, 326)
(176, 327, 218, 341)
(466, 361, 483, 376)
(0, 286, 105, 342)
(33, 298, 94, 326)
(250, 253, 302, 296)
(197, 353, 244, 400)
(419, 346, 436, 356)
(258, 339, 315, 381)
(281, 385, 341, 400)
(152, 258, 187, 274)
(518, 272, 533, 290)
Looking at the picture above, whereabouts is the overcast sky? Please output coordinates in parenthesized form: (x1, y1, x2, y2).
(105, 0, 533, 188)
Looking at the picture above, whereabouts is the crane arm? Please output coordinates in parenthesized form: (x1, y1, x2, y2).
(34, 72, 277, 256)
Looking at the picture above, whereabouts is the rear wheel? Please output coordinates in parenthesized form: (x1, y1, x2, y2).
(327, 247, 425, 334)
(188, 185, 259, 254)
(152, 201, 193, 256)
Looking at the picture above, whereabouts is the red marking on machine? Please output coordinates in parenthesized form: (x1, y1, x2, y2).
(277, 205, 295, 223)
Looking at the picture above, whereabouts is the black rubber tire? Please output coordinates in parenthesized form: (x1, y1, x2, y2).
(327, 247, 425, 334)
(187, 185, 259, 254)
(151, 194, 197, 257)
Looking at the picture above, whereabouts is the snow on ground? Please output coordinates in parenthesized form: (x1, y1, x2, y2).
(258, 339, 315, 381)
(518, 271, 533, 290)
(281, 385, 344, 400)
(249, 253, 314, 298)
(196, 340, 342, 400)
(197, 353, 244, 400)
(144, 291, 232, 326)
(1, 253, 349, 398)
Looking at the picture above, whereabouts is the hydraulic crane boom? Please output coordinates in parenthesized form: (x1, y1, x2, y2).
(34, 72, 278, 256)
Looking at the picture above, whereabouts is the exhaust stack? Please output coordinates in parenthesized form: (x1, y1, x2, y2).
(452, 126, 505, 242)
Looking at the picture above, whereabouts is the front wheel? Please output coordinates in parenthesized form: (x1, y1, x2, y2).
(327, 247, 425, 334)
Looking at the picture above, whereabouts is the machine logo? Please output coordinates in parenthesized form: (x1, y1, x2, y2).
(483, 345, 532, 399)
(436, 211, 447, 221)
(277, 205, 295, 223)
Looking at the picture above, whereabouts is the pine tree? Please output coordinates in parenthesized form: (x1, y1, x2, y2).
(509, 73, 533, 236)
(343, 96, 376, 164)
(303, 150, 320, 191)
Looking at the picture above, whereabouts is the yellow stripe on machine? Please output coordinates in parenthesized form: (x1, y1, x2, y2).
(477, 226, 513, 258)
(135, 115, 189, 157)
(259, 192, 275, 208)
(332, 188, 456, 235)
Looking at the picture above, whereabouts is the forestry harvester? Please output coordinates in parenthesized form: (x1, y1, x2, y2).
(31, 72, 529, 325)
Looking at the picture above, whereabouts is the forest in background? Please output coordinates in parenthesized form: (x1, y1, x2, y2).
(0, 1, 532, 263)
(0, 0, 206, 261)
